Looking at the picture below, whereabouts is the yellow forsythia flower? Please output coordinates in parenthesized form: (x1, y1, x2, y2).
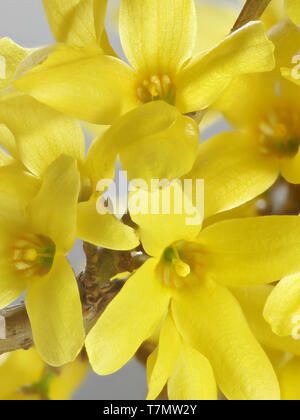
(86, 183, 300, 400)
(77, 101, 198, 250)
(0, 348, 89, 400)
(14, 0, 274, 125)
(211, 20, 300, 194)
(0, 155, 85, 366)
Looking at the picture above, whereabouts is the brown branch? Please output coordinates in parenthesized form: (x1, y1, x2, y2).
(0, 279, 125, 356)
(232, 0, 272, 32)
(0, 245, 145, 356)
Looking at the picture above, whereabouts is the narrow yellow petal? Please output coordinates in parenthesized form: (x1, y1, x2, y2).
(286, 0, 300, 25)
(42, 0, 108, 48)
(168, 344, 217, 401)
(147, 312, 181, 400)
(172, 282, 280, 400)
(186, 131, 279, 219)
(129, 183, 202, 258)
(0, 164, 40, 211)
(264, 273, 300, 337)
(49, 357, 89, 400)
(277, 356, 300, 400)
(282, 152, 300, 184)
(86, 258, 171, 375)
(119, 0, 196, 75)
(199, 216, 300, 287)
(15, 46, 137, 125)
(0, 148, 13, 167)
(213, 74, 278, 129)
(176, 21, 275, 113)
(0, 93, 85, 177)
(0, 123, 17, 159)
(232, 285, 300, 357)
(77, 201, 139, 251)
(26, 255, 85, 366)
(120, 112, 199, 183)
(268, 19, 300, 70)
(0, 37, 28, 91)
(262, 0, 285, 29)
(84, 101, 180, 187)
(0, 348, 44, 399)
(0, 260, 27, 310)
(27, 155, 80, 253)
(194, 1, 239, 54)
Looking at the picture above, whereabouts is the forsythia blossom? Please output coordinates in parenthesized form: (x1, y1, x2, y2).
(1, 0, 300, 401)
(14, 0, 275, 125)
(0, 156, 85, 366)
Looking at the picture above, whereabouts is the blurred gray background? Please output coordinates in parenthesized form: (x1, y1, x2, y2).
(0, 0, 236, 400)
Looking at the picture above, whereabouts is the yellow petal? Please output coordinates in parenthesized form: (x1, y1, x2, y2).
(42, 0, 108, 48)
(27, 155, 80, 253)
(0, 348, 44, 399)
(26, 255, 85, 366)
(147, 312, 181, 400)
(0, 260, 27, 309)
(213, 73, 278, 129)
(269, 19, 300, 70)
(199, 216, 300, 286)
(0, 123, 17, 159)
(119, 0, 196, 76)
(14, 45, 55, 81)
(232, 285, 300, 357)
(120, 112, 199, 183)
(84, 101, 185, 186)
(286, 0, 300, 25)
(168, 344, 217, 401)
(0, 37, 28, 91)
(129, 182, 202, 258)
(186, 131, 279, 219)
(0, 93, 85, 177)
(262, 0, 285, 29)
(99, 28, 117, 57)
(172, 282, 280, 400)
(15, 46, 137, 125)
(277, 356, 300, 400)
(0, 164, 40, 210)
(264, 273, 300, 337)
(194, 1, 239, 54)
(86, 258, 171, 375)
(176, 21, 275, 113)
(49, 357, 89, 400)
(77, 201, 139, 250)
(0, 148, 13, 167)
(282, 152, 300, 183)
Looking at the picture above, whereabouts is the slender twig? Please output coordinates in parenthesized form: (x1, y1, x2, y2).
(232, 0, 272, 32)
(0, 246, 144, 356)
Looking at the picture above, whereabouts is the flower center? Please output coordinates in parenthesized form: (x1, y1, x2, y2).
(12, 233, 56, 279)
(258, 108, 300, 158)
(137, 74, 176, 105)
(157, 241, 205, 289)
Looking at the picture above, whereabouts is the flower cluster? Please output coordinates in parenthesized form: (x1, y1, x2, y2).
(1, 0, 300, 400)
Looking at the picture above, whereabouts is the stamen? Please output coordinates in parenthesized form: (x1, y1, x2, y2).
(12, 233, 56, 279)
(158, 243, 192, 289)
(258, 107, 300, 158)
(137, 74, 176, 105)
